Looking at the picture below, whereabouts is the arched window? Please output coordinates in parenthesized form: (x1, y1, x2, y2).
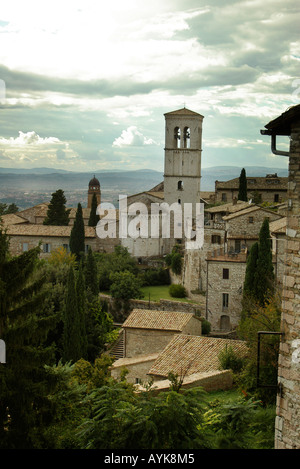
(174, 127, 181, 148)
(177, 180, 183, 190)
(184, 127, 190, 148)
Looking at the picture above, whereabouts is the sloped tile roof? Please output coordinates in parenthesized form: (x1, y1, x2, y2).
(216, 176, 287, 190)
(122, 309, 198, 332)
(148, 334, 248, 378)
(269, 216, 287, 234)
(6, 224, 96, 238)
(222, 205, 282, 221)
(1, 213, 29, 227)
(205, 201, 251, 213)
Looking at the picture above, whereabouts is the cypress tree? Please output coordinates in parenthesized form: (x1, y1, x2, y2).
(85, 247, 98, 296)
(243, 218, 274, 308)
(77, 263, 88, 359)
(69, 203, 85, 261)
(43, 189, 70, 225)
(0, 229, 58, 448)
(242, 241, 259, 312)
(238, 168, 248, 201)
(88, 192, 100, 227)
(62, 266, 81, 363)
(255, 218, 274, 305)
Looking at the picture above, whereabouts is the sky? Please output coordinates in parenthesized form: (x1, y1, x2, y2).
(0, 0, 299, 173)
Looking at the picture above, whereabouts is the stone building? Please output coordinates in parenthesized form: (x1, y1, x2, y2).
(147, 334, 248, 382)
(261, 104, 300, 449)
(223, 204, 283, 254)
(121, 308, 202, 358)
(205, 251, 248, 331)
(110, 308, 202, 384)
(3, 175, 119, 258)
(215, 173, 288, 204)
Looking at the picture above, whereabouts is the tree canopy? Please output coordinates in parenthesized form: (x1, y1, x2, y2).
(0, 229, 58, 448)
(238, 168, 247, 201)
(69, 203, 85, 261)
(43, 189, 70, 226)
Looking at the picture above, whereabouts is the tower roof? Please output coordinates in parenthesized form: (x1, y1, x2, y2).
(89, 175, 100, 186)
(164, 107, 204, 118)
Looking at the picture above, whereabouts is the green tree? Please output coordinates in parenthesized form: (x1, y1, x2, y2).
(43, 189, 70, 226)
(88, 192, 100, 227)
(237, 296, 281, 405)
(76, 263, 88, 360)
(77, 380, 209, 449)
(69, 203, 85, 261)
(85, 247, 98, 296)
(243, 242, 259, 304)
(0, 230, 58, 448)
(62, 266, 82, 363)
(98, 246, 138, 292)
(243, 219, 274, 307)
(238, 168, 247, 201)
(0, 203, 19, 216)
(109, 270, 142, 302)
(255, 218, 274, 305)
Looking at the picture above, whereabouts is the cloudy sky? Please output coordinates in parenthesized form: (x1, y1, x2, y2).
(0, 0, 299, 173)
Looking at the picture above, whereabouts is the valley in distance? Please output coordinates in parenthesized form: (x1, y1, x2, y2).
(0, 165, 288, 211)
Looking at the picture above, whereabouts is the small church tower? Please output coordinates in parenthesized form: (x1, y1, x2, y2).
(163, 107, 204, 208)
(87, 175, 101, 209)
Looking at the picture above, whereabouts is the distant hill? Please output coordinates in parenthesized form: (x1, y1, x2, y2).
(0, 165, 288, 191)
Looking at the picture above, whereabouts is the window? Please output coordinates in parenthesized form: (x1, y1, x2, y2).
(177, 180, 183, 190)
(221, 193, 227, 202)
(178, 199, 181, 205)
(85, 245, 90, 253)
(211, 235, 221, 244)
(174, 127, 181, 148)
(235, 240, 241, 253)
(223, 268, 229, 279)
(43, 243, 51, 253)
(62, 243, 70, 252)
(222, 293, 229, 311)
(183, 127, 190, 148)
(22, 242, 29, 252)
(248, 216, 254, 223)
(274, 194, 279, 203)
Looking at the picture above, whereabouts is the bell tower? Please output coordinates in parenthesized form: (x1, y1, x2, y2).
(88, 175, 101, 208)
(163, 107, 203, 208)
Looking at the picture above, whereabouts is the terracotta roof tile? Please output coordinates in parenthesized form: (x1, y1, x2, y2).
(148, 334, 248, 378)
(122, 309, 197, 332)
(1, 213, 29, 226)
(6, 224, 96, 238)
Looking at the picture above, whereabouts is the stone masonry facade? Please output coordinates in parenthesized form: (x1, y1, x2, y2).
(266, 107, 300, 449)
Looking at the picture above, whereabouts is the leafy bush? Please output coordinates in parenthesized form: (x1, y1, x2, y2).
(218, 345, 245, 373)
(141, 267, 170, 286)
(201, 318, 211, 335)
(169, 284, 186, 298)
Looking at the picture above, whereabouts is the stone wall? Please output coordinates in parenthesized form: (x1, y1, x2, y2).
(275, 116, 300, 449)
(8, 234, 97, 258)
(124, 328, 177, 358)
(110, 353, 159, 384)
(206, 259, 246, 331)
(139, 370, 234, 394)
(99, 293, 204, 319)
